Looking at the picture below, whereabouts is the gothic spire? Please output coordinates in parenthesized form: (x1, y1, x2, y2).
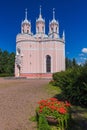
(39, 5, 42, 18)
(25, 8, 28, 20)
(53, 8, 55, 20)
(62, 30, 65, 41)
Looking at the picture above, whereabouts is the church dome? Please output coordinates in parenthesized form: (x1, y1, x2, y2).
(36, 16, 45, 23)
(22, 19, 30, 24)
(50, 19, 58, 25)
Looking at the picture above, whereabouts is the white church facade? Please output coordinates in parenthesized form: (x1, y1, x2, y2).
(15, 7, 65, 78)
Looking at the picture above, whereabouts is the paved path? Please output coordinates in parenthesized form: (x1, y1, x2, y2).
(0, 78, 50, 130)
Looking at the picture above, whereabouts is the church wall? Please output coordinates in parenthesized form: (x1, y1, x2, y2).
(15, 38, 65, 78)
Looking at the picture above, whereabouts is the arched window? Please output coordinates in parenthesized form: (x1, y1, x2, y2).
(27, 30, 29, 34)
(37, 27, 39, 33)
(51, 27, 53, 32)
(46, 55, 51, 73)
(42, 26, 44, 33)
(17, 48, 21, 55)
(56, 27, 57, 32)
(23, 29, 24, 33)
(17, 65, 21, 77)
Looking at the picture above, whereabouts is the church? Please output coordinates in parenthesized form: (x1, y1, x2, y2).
(15, 7, 65, 78)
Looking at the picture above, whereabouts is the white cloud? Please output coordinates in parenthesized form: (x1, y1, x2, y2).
(82, 48, 87, 53)
(80, 57, 87, 60)
(83, 57, 87, 60)
(77, 62, 82, 65)
(79, 53, 84, 56)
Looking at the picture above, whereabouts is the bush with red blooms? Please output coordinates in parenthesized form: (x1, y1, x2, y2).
(36, 98, 71, 129)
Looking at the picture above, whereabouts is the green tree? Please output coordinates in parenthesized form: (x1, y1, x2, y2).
(7, 52, 15, 74)
(0, 49, 3, 73)
(0, 48, 15, 76)
(66, 57, 78, 69)
(1, 50, 9, 73)
(72, 58, 77, 67)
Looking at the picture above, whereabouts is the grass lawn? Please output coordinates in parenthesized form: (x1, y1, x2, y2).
(45, 83, 87, 130)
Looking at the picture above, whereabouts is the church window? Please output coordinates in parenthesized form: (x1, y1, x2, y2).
(17, 48, 21, 55)
(17, 65, 21, 76)
(37, 27, 39, 33)
(46, 55, 51, 73)
(27, 30, 29, 33)
(51, 27, 53, 32)
(23, 29, 24, 33)
(56, 27, 57, 32)
(42, 26, 44, 32)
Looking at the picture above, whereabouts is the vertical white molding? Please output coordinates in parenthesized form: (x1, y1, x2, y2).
(51, 55, 53, 73)
(42, 42, 43, 73)
(56, 44, 57, 72)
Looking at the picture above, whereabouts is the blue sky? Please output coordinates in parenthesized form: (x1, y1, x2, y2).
(0, 0, 87, 64)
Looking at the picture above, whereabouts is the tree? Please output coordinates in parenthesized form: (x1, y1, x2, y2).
(0, 49, 3, 73)
(7, 52, 15, 74)
(66, 57, 78, 69)
(1, 50, 9, 73)
(0, 48, 15, 76)
(72, 58, 77, 67)
(65, 57, 72, 69)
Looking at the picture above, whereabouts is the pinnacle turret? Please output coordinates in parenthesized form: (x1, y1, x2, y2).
(22, 9, 30, 24)
(49, 8, 59, 38)
(36, 6, 45, 34)
(21, 9, 31, 34)
(36, 6, 45, 22)
(50, 8, 58, 25)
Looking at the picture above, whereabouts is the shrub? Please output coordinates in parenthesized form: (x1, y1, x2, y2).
(52, 66, 87, 107)
(0, 73, 14, 77)
(38, 114, 51, 130)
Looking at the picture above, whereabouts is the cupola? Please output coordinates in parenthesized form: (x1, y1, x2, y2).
(36, 6, 45, 34)
(49, 9, 59, 38)
(21, 9, 31, 34)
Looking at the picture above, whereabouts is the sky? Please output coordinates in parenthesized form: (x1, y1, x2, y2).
(0, 0, 87, 64)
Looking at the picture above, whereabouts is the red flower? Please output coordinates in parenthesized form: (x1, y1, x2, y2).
(39, 105, 44, 109)
(59, 107, 67, 114)
(50, 98, 58, 102)
(39, 109, 42, 113)
(65, 101, 71, 107)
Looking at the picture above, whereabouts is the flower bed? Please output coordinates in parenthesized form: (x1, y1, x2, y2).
(36, 98, 71, 130)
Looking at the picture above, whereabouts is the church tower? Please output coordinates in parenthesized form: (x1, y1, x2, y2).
(49, 9, 59, 38)
(21, 9, 31, 34)
(36, 6, 45, 34)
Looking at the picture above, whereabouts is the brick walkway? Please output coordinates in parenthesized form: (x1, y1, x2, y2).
(0, 78, 50, 130)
